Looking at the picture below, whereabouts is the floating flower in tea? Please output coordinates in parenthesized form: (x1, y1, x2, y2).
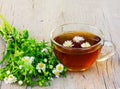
(81, 42, 91, 48)
(73, 36, 84, 43)
(63, 40, 74, 47)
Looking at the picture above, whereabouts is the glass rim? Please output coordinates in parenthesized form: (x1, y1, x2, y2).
(50, 23, 104, 50)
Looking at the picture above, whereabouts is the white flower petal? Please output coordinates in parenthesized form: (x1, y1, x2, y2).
(30, 57, 34, 61)
(4, 77, 9, 84)
(23, 56, 29, 60)
(29, 57, 34, 64)
(38, 69, 41, 73)
(19, 65, 22, 69)
(41, 48, 48, 53)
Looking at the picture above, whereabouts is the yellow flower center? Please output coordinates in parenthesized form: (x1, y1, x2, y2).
(24, 59, 29, 63)
(39, 63, 44, 68)
(9, 76, 13, 78)
(57, 66, 62, 71)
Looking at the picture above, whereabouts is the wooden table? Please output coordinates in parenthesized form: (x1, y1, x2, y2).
(0, 0, 120, 89)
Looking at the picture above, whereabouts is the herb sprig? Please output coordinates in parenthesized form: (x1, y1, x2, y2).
(0, 15, 67, 87)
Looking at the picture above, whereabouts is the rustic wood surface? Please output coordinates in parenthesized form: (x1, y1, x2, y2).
(0, 0, 120, 89)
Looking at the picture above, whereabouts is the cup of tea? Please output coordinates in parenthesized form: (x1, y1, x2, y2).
(50, 23, 115, 71)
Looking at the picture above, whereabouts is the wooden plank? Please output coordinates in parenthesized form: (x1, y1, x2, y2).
(0, 0, 120, 89)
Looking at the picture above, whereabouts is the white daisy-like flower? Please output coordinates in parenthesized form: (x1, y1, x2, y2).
(6, 70, 10, 75)
(22, 56, 34, 64)
(44, 58, 47, 63)
(52, 70, 60, 78)
(8, 74, 17, 83)
(63, 40, 74, 47)
(81, 42, 91, 48)
(56, 63, 64, 73)
(19, 65, 22, 70)
(73, 36, 84, 43)
(41, 48, 48, 53)
(18, 80, 23, 85)
(4, 74, 17, 84)
(36, 62, 46, 71)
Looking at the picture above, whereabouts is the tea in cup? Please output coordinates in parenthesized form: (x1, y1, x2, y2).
(50, 23, 115, 71)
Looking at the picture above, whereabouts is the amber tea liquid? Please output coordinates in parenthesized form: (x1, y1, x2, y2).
(53, 31, 102, 71)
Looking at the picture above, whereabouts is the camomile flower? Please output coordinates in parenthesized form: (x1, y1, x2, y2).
(63, 40, 74, 47)
(44, 58, 47, 63)
(18, 80, 23, 85)
(52, 70, 60, 78)
(22, 56, 34, 64)
(4, 74, 17, 84)
(73, 36, 84, 43)
(22, 56, 29, 63)
(81, 42, 91, 48)
(7, 74, 17, 83)
(19, 65, 22, 70)
(6, 70, 10, 75)
(36, 62, 46, 71)
(41, 48, 48, 53)
(56, 64, 64, 73)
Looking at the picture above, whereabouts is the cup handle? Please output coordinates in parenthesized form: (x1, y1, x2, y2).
(97, 40, 116, 62)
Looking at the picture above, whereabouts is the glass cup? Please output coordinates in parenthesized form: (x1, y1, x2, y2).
(50, 23, 115, 71)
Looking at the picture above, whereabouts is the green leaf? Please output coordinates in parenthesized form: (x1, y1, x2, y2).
(14, 50, 24, 57)
(23, 30, 29, 39)
(0, 14, 12, 34)
(0, 50, 11, 64)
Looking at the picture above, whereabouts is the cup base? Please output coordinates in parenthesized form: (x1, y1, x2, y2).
(67, 68, 88, 72)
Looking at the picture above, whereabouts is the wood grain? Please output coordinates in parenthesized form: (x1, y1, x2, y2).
(0, 0, 120, 89)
